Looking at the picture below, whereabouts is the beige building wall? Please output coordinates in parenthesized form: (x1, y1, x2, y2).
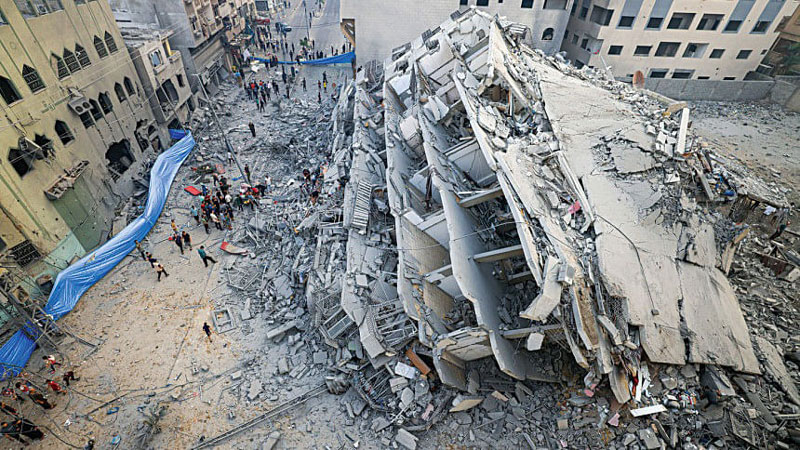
(561, 0, 798, 80)
(0, 0, 160, 293)
(341, 0, 575, 64)
(123, 30, 195, 127)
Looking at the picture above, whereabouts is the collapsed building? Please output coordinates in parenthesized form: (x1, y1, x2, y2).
(303, 8, 799, 449)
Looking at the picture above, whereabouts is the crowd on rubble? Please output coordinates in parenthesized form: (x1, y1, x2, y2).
(0, 354, 82, 446)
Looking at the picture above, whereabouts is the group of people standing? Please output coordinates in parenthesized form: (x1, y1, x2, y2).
(0, 355, 79, 445)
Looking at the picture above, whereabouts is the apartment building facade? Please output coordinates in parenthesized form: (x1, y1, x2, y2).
(561, 0, 798, 80)
(121, 28, 195, 131)
(0, 0, 161, 296)
(340, 0, 575, 64)
(110, 0, 256, 94)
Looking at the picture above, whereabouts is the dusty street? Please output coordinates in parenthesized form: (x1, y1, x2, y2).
(4, 6, 799, 450)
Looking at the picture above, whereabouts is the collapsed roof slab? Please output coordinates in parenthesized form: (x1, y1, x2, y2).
(531, 53, 759, 373)
(678, 262, 759, 373)
(583, 174, 686, 366)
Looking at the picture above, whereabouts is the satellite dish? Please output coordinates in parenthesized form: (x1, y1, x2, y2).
(632, 71, 645, 89)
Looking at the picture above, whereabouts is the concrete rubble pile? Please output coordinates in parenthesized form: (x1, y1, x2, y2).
(158, 81, 360, 420)
(303, 8, 799, 450)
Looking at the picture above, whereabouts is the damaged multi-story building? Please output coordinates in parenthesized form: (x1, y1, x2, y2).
(119, 27, 196, 133)
(0, 0, 162, 300)
(310, 10, 789, 443)
(109, 0, 256, 94)
(340, 0, 573, 63)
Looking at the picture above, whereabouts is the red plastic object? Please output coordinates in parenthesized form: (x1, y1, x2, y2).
(184, 186, 201, 196)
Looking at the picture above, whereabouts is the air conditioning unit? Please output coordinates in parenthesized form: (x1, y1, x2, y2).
(68, 97, 91, 115)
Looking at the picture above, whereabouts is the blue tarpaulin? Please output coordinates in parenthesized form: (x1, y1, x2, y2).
(0, 130, 196, 377)
(254, 51, 355, 66)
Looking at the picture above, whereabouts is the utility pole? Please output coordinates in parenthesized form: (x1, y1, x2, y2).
(191, 74, 250, 185)
(301, 0, 311, 42)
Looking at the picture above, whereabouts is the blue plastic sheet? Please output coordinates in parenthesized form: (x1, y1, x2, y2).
(0, 130, 195, 377)
(254, 51, 355, 66)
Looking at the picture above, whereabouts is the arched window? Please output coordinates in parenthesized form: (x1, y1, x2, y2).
(55, 120, 74, 145)
(0, 75, 22, 104)
(94, 36, 108, 58)
(63, 49, 81, 73)
(541, 28, 554, 41)
(124, 77, 135, 96)
(98, 92, 113, 114)
(89, 99, 103, 120)
(52, 54, 69, 80)
(114, 82, 127, 102)
(75, 45, 91, 68)
(8, 148, 34, 177)
(21, 65, 45, 93)
(104, 32, 118, 53)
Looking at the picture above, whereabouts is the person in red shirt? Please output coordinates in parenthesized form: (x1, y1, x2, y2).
(45, 380, 66, 395)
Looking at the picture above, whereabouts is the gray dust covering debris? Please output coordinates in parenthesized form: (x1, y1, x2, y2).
(20, 8, 800, 450)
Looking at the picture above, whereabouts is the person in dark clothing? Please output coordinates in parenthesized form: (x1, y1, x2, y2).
(201, 215, 209, 234)
(17, 419, 43, 440)
(202, 322, 213, 343)
(244, 164, 251, 182)
(174, 233, 184, 255)
(146, 252, 157, 268)
(198, 246, 217, 267)
(84, 438, 95, 450)
(0, 402, 17, 416)
(182, 231, 192, 251)
(318, 91, 321, 103)
(248, 121, 256, 137)
(62, 371, 79, 387)
(28, 390, 54, 409)
(1, 421, 25, 444)
(155, 263, 169, 281)
(302, 77, 307, 91)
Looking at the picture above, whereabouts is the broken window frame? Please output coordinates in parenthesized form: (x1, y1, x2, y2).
(79, 111, 94, 128)
(8, 146, 35, 177)
(0, 75, 23, 105)
(55, 119, 73, 145)
(75, 44, 91, 68)
(104, 31, 118, 54)
(52, 53, 69, 79)
(114, 82, 127, 102)
(63, 48, 81, 74)
(124, 77, 135, 96)
(98, 92, 113, 114)
(9, 240, 41, 266)
(88, 99, 103, 120)
(94, 35, 108, 58)
(21, 65, 45, 93)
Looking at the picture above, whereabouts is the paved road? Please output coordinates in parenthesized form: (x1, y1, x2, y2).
(273, 0, 348, 58)
(252, 0, 350, 103)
